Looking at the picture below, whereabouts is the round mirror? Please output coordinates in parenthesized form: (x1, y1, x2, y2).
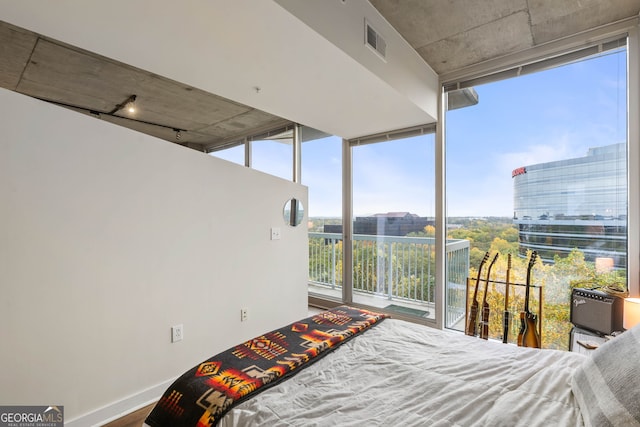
(283, 198, 304, 227)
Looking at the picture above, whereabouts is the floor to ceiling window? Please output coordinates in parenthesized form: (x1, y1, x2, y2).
(203, 31, 636, 344)
(305, 125, 447, 323)
(350, 129, 439, 321)
(304, 131, 343, 302)
(444, 38, 628, 349)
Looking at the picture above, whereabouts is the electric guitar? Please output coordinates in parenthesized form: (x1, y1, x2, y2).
(517, 251, 541, 348)
(480, 252, 499, 339)
(502, 254, 512, 343)
(466, 252, 490, 336)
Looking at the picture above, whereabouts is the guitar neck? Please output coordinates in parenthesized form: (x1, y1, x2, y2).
(472, 253, 490, 302)
(482, 253, 499, 304)
(504, 254, 511, 304)
(523, 251, 537, 313)
(502, 254, 512, 343)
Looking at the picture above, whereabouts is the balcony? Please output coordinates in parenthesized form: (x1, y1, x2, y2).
(308, 232, 470, 329)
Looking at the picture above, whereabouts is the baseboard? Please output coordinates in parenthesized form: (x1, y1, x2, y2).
(65, 378, 174, 427)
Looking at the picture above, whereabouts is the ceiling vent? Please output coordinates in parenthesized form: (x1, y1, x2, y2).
(365, 21, 386, 60)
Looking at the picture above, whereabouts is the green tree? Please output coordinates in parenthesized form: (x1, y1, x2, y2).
(310, 216, 627, 351)
(489, 237, 517, 255)
(499, 226, 519, 242)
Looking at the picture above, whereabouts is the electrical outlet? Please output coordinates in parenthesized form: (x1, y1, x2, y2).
(171, 324, 183, 343)
(270, 227, 281, 240)
(240, 308, 249, 322)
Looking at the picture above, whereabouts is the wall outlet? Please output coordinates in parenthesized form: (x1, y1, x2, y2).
(270, 227, 281, 240)
(171, 324, 183, 343)
(240, 308, 249, 322)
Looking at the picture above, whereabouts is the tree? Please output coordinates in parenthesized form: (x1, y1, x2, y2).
(310, 216, 628, 351)
(489, 237, 516, 255)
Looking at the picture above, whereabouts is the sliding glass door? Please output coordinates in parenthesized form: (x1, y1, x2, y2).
(350, 132, 437, 320)
(304, 131, 343, 301)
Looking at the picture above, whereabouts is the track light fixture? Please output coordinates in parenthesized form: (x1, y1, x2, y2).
(109, 94, 137, 115)
(127, 99, 136, 113)
(36, 96, 187, 144)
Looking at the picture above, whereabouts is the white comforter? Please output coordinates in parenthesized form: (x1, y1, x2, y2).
(219, 319, 586, 427)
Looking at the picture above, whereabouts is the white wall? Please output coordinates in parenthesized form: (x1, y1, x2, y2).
(0, 88, 309, 424)
(275, 0, 439, 121)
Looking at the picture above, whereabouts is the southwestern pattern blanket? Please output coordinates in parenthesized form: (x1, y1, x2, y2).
(145, 306, 388, 427)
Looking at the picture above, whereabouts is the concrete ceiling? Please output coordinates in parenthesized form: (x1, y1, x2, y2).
(0, 0, 638, 150)
(0, 20, 289, 151)
(371, 0, 640, 76)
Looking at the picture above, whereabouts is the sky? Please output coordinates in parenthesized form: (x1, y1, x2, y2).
(445, 48, 626, 217)
(214, 48, 627, 219)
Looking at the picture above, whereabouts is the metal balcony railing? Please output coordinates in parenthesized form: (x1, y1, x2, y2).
(309, 233, 470, 328)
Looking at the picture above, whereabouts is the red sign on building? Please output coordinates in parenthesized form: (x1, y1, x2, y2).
(512, 167, 527, 178)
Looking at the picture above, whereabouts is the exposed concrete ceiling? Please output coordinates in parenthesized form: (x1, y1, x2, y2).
(0, 0, 638, 150)
(0, 20, 289, 151)
(0, 0, 439, 147)
(371, 0, 640, 75)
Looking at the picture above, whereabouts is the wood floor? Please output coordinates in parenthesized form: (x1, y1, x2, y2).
(101, 402, 155, 427)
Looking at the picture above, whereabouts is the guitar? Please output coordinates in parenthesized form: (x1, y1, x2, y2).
(466, 252, 490, 336)
(517, 251, 541, 348)
(502, 254, 512, 343)
(480, 252, 499, 339)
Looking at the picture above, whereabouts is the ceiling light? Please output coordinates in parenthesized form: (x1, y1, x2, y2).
(125, 95, 136, 113)
(109, 94, 137, 115)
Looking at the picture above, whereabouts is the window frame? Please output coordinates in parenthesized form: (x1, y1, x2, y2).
(310, 21, 640, 326)
(437, 20, 640, 318)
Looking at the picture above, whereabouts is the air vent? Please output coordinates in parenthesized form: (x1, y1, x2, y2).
(365, 21, 386, 59)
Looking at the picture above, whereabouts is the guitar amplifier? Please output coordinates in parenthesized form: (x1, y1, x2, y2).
(570, 288, 623, 335)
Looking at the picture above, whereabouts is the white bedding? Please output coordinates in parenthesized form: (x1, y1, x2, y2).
(217, 319, 586, 427)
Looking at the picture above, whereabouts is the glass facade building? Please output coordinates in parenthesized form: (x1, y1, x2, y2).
(513, 143, 627, 268)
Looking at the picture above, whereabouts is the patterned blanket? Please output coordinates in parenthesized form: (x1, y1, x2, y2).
(145, 306, 388, 427)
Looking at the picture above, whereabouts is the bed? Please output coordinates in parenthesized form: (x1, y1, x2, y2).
(144, 306, 640, 427)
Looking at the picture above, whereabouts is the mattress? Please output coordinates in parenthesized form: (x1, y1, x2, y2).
(215, 318, 586, 426)
(145, 304, 640, 427)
